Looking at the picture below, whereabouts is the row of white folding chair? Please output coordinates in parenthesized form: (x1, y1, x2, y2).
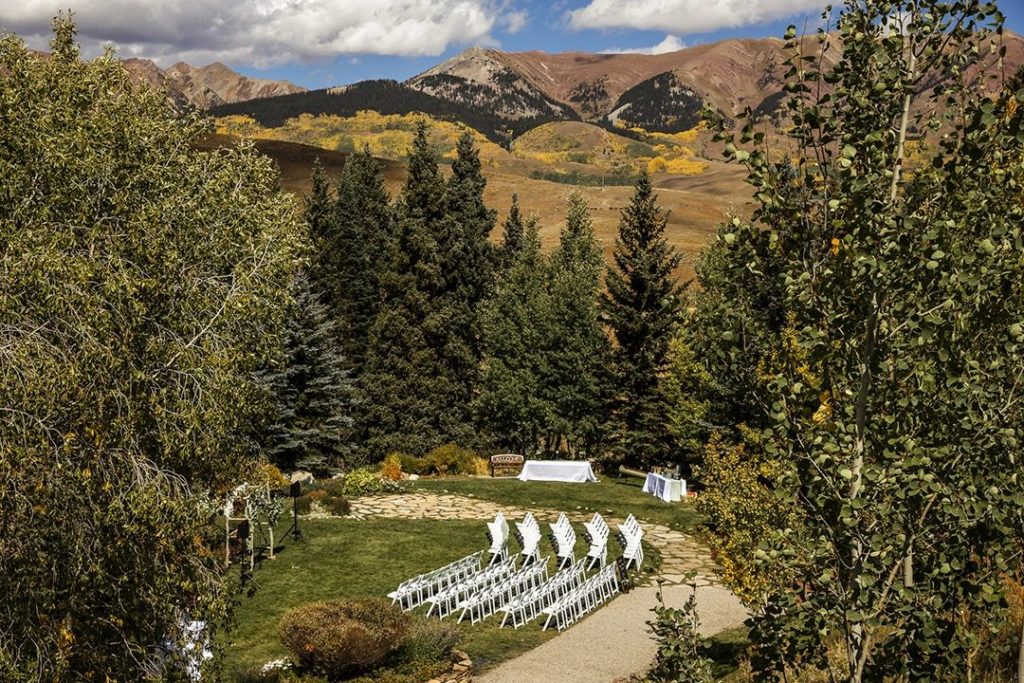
(584, 513, 610, 569)
(487, 512, 510, 565)
(501, 559, 586, 629)
(542, 563, 619, 631)
(548, 513, 576, 570)
(516, 512, 542, 565)
(619, 517, 644, 571)
(389, 550, 483, 610)
(425, 556, 516, 618)
(458, 558, 549, 624)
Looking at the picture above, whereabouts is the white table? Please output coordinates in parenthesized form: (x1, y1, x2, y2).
(517, 460, 598, 483)
(642, 473, 687, 502)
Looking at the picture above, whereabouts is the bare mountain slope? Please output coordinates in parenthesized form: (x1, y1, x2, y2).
(406, 47, 577, 121)
(92, 57, 304, 109)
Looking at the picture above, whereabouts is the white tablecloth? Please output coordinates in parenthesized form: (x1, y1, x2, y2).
(517, 460, 598, 483)
(642, 473, 687, 502)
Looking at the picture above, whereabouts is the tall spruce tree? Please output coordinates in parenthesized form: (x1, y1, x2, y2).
(362, 123, 456, 456)
(435, 131, 497, 438)
(263, 274, 354, 474)
(500, 193, 526, 268)
(305, 157, 332, 250)
(546, 192, 610, 456)
(477, 219, 553, 454)
(601, 170, 682, 468)
(326, 146, 392, 372)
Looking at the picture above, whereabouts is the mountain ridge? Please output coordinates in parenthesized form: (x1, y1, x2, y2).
(119, 57, 305, 108)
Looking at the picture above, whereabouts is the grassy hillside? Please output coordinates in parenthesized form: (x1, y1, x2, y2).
(199, 126, 750, 281)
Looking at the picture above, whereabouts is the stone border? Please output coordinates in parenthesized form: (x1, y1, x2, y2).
(426, 648, 473, 683)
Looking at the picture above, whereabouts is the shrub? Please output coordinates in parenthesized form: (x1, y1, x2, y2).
(423, 444, 480, 476)
(397, 453, 427, 475)
(322, 496, 351, 517)
(398, 618, 462, 664)
(646, 583, 713, 683)
(341, 467, 403, 496)
(279, 599, 408, 679)
(380, 453, 404, 481)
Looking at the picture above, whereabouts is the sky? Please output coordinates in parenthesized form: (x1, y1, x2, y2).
(2, 0, 1023, 90)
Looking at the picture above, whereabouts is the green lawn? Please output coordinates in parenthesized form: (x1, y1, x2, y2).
(407, 475, 702, 531)
(224, 515, 662, 678)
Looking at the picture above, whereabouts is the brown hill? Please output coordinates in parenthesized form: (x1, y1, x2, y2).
(165, 62, 306, 108)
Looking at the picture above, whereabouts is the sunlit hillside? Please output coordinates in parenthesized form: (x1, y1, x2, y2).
(216, 111, 508, 165)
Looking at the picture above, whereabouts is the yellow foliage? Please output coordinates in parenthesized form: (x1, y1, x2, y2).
(661, 157, 707, 175)
(379, 453, 403, 481)
(647, 156, 668, 174)
(215, 110, 506, 164)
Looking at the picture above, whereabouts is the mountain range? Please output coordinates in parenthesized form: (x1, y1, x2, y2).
(210, 30, 1024, 142)
(120, 58, 305, 109)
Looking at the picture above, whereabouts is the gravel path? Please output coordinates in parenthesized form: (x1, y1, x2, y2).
(476, 583, 747, 683)
(348, 491, 749, 682)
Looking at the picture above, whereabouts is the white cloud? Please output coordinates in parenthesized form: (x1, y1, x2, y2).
(603, 34, 687, 55)
(501, 10, 529, 34)
(569, 0, 824, 34)
(0, 0, 521, 66)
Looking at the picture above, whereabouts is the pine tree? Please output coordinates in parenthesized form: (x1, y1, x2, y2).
(435, 131, 497, 436)
(264, 274, 354, 474)
(326, 146, 392, 371)
(305, 158, 332, 251)
(601, 170, 682, 468)
(477, 219, 552, 454)
(362, 123, 453, 456)
(499, 193, 526, 269)
(546, 192, 610, 456)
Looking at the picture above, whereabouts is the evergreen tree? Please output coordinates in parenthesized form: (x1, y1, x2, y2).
(435, 131, 497, 436)
(477, 219, 553, 454)
(305, 157, 332, 250)
(601, 170, 682, 468)
(500, 193, 526, 268)
(324, 146, 392, 371)
(264, 274, 354, 474)
(362, 124, 454, 456)
(545, 192, 610, 456)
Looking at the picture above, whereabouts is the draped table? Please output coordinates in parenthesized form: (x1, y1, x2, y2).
(517, 460, 598, 483)
(642, 472, 687, 502)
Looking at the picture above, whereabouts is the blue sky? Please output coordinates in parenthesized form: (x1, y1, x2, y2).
(3, 0, 1022, 89)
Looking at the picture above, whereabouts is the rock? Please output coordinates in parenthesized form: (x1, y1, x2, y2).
(408, 474, 420, 480)
(290, 470, 314, 484)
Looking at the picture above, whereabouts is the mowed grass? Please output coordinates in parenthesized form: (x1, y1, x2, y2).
(407, 475, 703, 532)
(224, 515, 662, 678)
